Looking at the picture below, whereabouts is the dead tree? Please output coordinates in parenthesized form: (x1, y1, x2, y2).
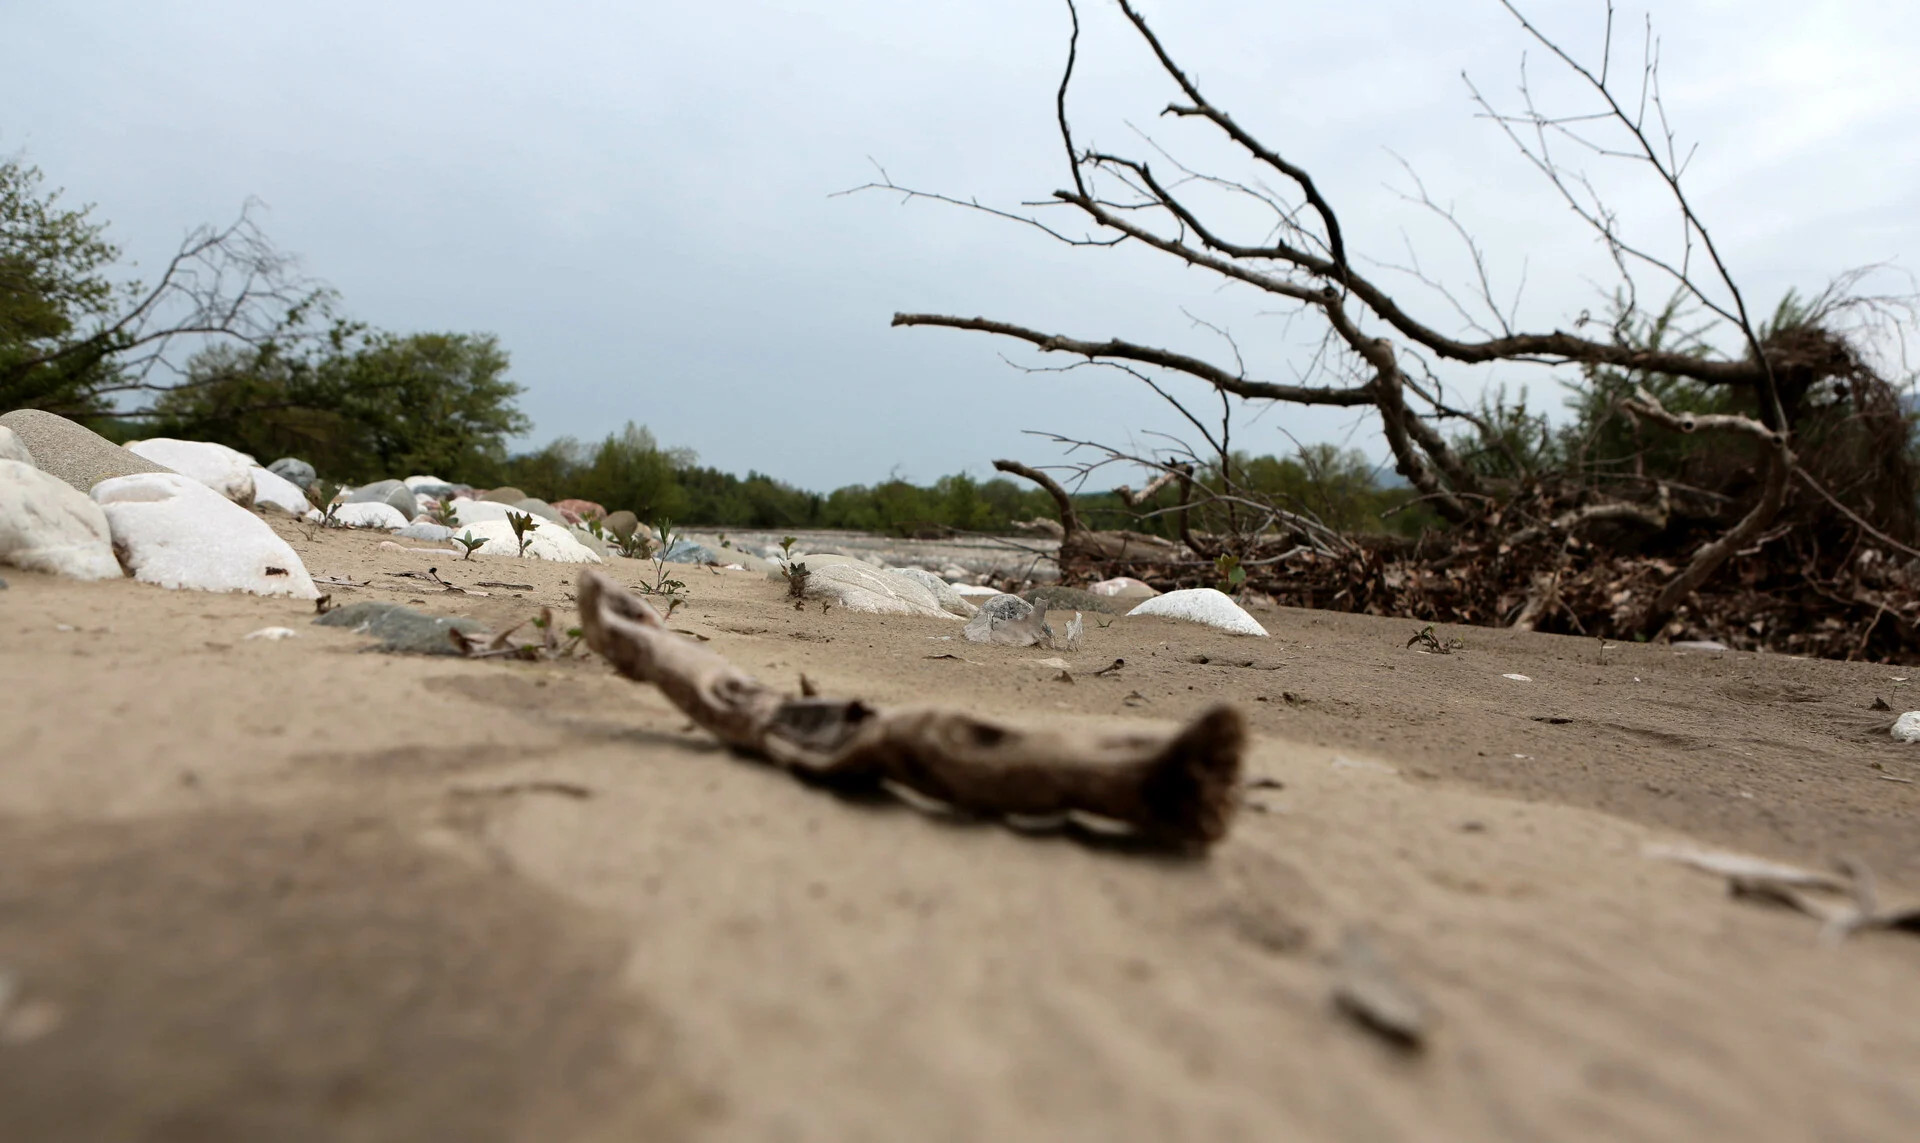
(861, 0, 1901, 634)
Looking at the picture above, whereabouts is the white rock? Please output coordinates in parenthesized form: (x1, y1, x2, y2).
(445, 497, 532, 526)
(1126, 588, 1269, 636)
(889, 566, 978, 616)
(454, 518, 603, 563)
(1502, 673, 1532, 682)
(0, 426, 35, 466)
(331, 501, 408, 529)
(244, 626, 298, 641)
(249, 466, 314, 516)
(1090, 576, 1160, 602)
(123, 438, 257, 505)
(0, 459, 123, 580)
(1892, 712, 1920, 743)
(404, 474, 451, 490)
(803, 562, 957, 618)
(950, 583, 1004, 598)
(92, 472, 319, 599)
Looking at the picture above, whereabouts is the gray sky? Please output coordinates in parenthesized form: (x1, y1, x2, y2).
(8, 0, 1916, 489)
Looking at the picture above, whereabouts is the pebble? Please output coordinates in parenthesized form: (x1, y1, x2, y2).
(243, 626, 298, 641)
(0, 459, 123, 580)
(1126, 588, 1269, 636)
(0, 409, 170, 493)
(1892, 712, 1920, 743)
(92, 472, 319, 599)
(124, 438, 258, 504)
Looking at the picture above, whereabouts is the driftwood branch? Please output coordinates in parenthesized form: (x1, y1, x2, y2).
(576, 570, 1245, 847)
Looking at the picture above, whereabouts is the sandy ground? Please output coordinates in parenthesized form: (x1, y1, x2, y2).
(2, 520, 1917, 1142)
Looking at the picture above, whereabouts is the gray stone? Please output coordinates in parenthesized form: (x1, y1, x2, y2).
(1022, 584, 1125, 615)
(396, 522, 457, 543)
(0, 409, 171, 493)
(348, 479, 420, 520)
(267, 457, 317, 490)
(602, 510, 640, 541)
(512, 497, 565, 525)
(662, 539, 715, 564)
(569, 526, 611, 561)
(314, 600, 486, 655)
(480, 486, 528, 505)
(976, 593, 1035, 622)
(0, 425, 35, 467)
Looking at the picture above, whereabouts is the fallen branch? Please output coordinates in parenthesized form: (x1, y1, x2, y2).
(576, 569, 1244, 847)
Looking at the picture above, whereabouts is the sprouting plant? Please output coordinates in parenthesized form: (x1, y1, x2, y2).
(310, 481, 343, 529)
(506, 510, 536, 557)
(718, 532, 732, 549)
(427, 497, 457, 527)
(584, 518, 607, 541)
(1407, 624, 1464, 654)
(636, 516, 687, 601)
(454, 532, 488, 561)
(1215, 553, 1247, 595)
(774, 535, 809, 601)
(613, 529, 652, 560)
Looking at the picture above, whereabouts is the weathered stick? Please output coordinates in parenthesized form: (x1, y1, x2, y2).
(576, 570, 1245, 847)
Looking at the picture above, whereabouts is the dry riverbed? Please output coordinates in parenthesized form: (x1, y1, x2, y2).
(1, 520, 1916, 1141)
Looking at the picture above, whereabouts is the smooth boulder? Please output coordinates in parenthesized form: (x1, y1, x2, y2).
(250, 466, 315, 516)
(267, 457, 317, 490)
(347, 479, 420, 520)
(1127, 588, 1268, 636)
(0, 459, 122, 580)
(802, 562, 956, 618)
(124, 438, 257, 505)
(454, 518, 603, 563)
(602, 510, 641, 542)
(0, 425, 35, 467)
(511, 497, 565, 525)
(92, 472, 319, 599)
(552, 498, 606, 524)
(890, 566, 978, 616)
(479, 486, 528, 505)
(332, 501, 409, 529)
(0, 409, 171, 493)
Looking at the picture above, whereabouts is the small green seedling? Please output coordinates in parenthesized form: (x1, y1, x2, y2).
(775, 535, 809, 602)
(506, 510, 536, 557)
(1215, 553, 1247, 594)
(427, 497, 457, 528)
(584, 518, 607, 541)
(454, 531, 489, 561)
(614, 530, 652, 560)
(637, 516, 687, 601)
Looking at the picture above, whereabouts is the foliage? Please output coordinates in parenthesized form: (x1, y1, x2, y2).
(0, 158, 125, 413)
(148, 325, 528, 482)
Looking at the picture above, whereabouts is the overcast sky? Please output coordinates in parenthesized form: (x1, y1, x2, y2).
(7, 1, 1916, 489)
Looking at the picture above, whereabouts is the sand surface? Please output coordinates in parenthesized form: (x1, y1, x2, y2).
(2, 521, 1917, 1141)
